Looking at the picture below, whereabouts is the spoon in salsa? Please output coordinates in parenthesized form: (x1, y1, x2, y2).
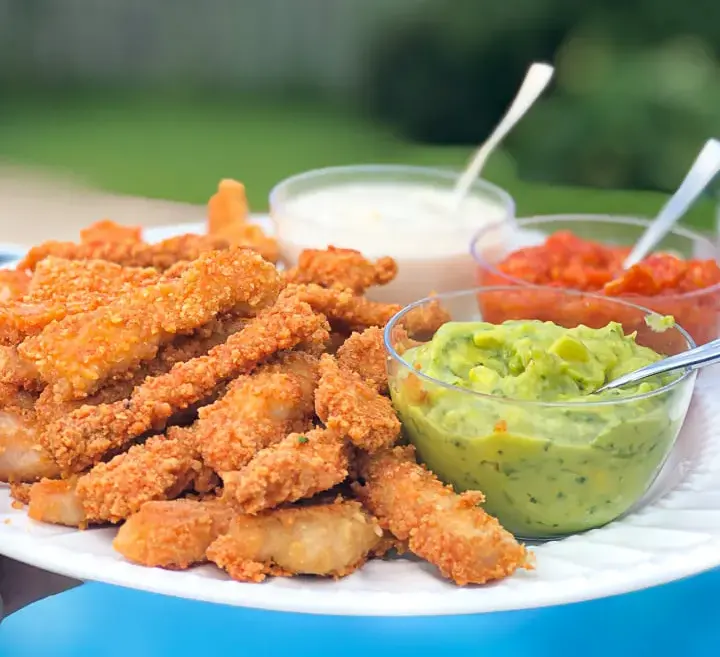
(450, 62, 554, 213)
(597, 336, 720, 392)
(623, 138, 720, 269)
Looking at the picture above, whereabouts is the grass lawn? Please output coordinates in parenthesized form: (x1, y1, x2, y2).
(0, 92, 715, 231)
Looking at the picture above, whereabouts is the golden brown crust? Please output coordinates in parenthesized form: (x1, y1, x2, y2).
(9, 481, 32, 505)
(285, 283, 400, 331)
(113, 499, 235, 569)
(207, 179, 278, 263)
(354, 446, 531, 586)
(17, 233, 229, 272)
(26, 257, 160, 302)
(221, 427, 350, 514)
(39, 295, 329, 474)
(196, 351, 319, 473)
(286, 246, 397, 294)
(336, 327, 388, 394)
(79, 220, 142, 245)
(20, 248, 280, 402)
(0, 270, 31, 303)
(206, 499, 384, 582)
(315, 354, 399, 453)
(76, 434, 202, 524)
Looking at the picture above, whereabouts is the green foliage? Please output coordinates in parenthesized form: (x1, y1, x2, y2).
(513, 35, 720, 191)
(363, 0, 720, 192)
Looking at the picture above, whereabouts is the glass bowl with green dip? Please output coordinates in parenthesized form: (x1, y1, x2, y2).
(385, 287, 697, 540)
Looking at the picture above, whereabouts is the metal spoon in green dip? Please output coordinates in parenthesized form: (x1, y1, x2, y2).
(598, 337, 720, 392)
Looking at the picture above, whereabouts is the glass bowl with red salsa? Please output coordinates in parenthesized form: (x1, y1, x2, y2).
(471, 215, 720, 344)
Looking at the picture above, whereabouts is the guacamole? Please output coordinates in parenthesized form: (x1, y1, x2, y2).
(392, 320, 687, 538)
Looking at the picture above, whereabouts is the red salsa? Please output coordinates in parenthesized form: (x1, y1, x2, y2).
(479, 231, 720, 344)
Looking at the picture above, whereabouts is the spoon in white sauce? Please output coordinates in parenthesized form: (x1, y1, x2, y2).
(623, 138, 720, 269)
(450, 62, 555, 213)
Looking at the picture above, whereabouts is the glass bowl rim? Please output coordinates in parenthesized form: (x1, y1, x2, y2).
(470, 214, 720, 300)
(268, 163, 517, 223)
(383, 285, 696, 409)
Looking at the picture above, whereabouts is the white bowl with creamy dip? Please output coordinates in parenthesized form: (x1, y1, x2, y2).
(269, 165, 515, 305)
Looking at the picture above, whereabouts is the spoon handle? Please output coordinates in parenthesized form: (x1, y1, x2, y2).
(599, 337, 720, 392)
(623, 138, 720, 269)
(450, 62, 554, 211)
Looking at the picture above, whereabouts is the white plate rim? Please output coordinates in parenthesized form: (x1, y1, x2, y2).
(2, 220, 720, 616)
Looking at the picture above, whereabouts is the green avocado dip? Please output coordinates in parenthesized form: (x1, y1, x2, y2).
(391, 320, 688, 538)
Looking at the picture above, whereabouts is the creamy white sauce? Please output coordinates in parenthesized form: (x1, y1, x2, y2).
(274, 182, 512, 304)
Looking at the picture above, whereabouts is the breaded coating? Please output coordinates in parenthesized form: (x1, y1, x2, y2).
(354, 446, 531, 586)
(315, 354, 400, 453)
(17, 233, 229, 272)
(287, 283, 400, 331)
(9, 481, 32, 505)
(207, 179, 278, 263)
(114, 499, 235, 569)
(196, 351, 319, 473)
(0, 384, 59, 483)
(0, 260, 166, 346)
(27, 478, 85, 527)
(0, 297, 116, 347)
(221, 427, 350, 514)
(400, 298, 452, 338)
(336, 327, 388, 394)
(40, 296, 329, 474)
(33, 313, 248, 429)
(28, 433, 202, 527)
(80, 220, 142, 245)
(75, 433, 202, 524)
(0, 346, 41, 390)
(0, 270, 30, 303)
(286, 284, 447, 336)
(286, 246, 397, 294)
(206, 500, 384, 582)
(20, 248, 279, 401)
(26, 257, 161, 302)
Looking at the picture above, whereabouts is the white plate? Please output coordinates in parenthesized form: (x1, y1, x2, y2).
(2, 221, 720, 616)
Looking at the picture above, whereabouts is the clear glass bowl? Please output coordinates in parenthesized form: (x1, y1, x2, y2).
(470, 214, 720, 345)
(384, 287, 697, 539)
(269, 164, 515, 305)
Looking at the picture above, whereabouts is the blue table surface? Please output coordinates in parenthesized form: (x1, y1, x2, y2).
(2, 569, 720, 657)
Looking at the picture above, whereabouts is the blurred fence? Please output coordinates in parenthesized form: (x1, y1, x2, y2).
(0, 0, 422, 94)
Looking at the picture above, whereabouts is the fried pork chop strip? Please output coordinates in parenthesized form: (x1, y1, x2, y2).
(206, 499, 384, 582)
(335, 327, 388, 394)
(0, 346, 41, 390)
(20, 248, 279, 401)
(28, 433, 203, 527)
(9, 481, 32, 505)
(17, 233, 229, 272)
(33, 314, 248, 428)
(207, 179, 278, 263)
(195, 351, 319, 473)
(354, 446, 531, 585)
(114, 499, 235, 569)
(41, 296, 329, 474)
(285, 246, 397, 294)
(79, 220, 142, 245)
(26, 257, 162, 302)
(0, 318, 246, 484)
(0, 384, 59, 482)
(0, 270, 30, 303)
(286, 284, 449, 335)
(221, 427, 350, 514)
(315, 354, 399, 453)
(287, 284, 400, 331)
(0, 260, 171, 346)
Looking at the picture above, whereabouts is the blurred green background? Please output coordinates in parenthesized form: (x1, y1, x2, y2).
(0, 0, 718, 229)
